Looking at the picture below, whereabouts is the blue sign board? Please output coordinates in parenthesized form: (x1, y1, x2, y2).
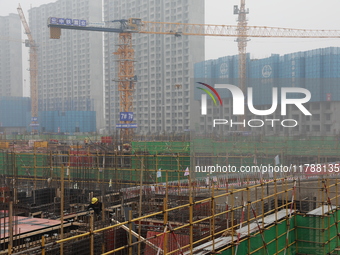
(49, 17, 86, 27)
(31, 117, 38, 121)
(116, 124, 137, 128)
(58, 18, 65, 25)
(65, 18, 72, 25)
(50, 17, 58, 24)
(120, 112, 134, 121)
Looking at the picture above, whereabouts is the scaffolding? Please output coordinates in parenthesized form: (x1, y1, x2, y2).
(1, 177, 340, 254)
(1, 135, 340, 254)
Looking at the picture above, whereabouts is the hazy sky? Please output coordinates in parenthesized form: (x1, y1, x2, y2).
(204, 0, 340, 60)
(1, 0, 339, 95)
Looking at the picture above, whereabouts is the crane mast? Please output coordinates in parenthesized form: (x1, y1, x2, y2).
(114, 33, 136, 143)
(234, 0, 249, 130)
(235, 0, 249, 94)
(17, 4, 39, 133)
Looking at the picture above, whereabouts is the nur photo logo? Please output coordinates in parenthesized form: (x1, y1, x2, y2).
(197, 82, 312, 128)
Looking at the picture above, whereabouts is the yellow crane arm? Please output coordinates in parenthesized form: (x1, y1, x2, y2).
(17, 4, 35, 44)
(138, 20, 340, 38)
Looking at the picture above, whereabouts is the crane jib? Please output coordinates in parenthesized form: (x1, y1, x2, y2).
(47, 24, 124, 33)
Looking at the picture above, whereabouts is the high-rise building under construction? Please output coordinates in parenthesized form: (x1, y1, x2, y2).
(195, 47, 340, 136)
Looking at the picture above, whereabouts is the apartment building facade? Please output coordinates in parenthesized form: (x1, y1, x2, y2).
(29, 0, 104, 130)
(0, 13, 23, 97)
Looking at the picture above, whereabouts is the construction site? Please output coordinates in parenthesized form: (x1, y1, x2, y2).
(1, 0, 340, 254)
(0, 134, 340, 254)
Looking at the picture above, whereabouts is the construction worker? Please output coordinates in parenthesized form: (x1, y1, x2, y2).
(87, 197, 102, 216)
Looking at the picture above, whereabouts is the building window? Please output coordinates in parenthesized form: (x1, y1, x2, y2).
(312, 125, 320, 132)
(312, 114, 320, 121)
(311, 104, 320, 110)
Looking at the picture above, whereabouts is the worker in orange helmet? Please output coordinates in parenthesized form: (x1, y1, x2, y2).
(87, 197, 102, 215)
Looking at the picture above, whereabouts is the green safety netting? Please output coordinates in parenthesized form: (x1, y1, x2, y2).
(296, 212, 340, 255)
(220, 211, 340, 255)
(220, 219, 296, 254)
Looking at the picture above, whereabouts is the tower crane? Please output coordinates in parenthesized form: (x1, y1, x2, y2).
(234, 0, 249, 129)
(17, 4, 39, 133)
(49, 19, 137, 142)
(48, 15, 340, 141)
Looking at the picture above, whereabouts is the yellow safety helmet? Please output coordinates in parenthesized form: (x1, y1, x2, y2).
(91, 197, 98, 204)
